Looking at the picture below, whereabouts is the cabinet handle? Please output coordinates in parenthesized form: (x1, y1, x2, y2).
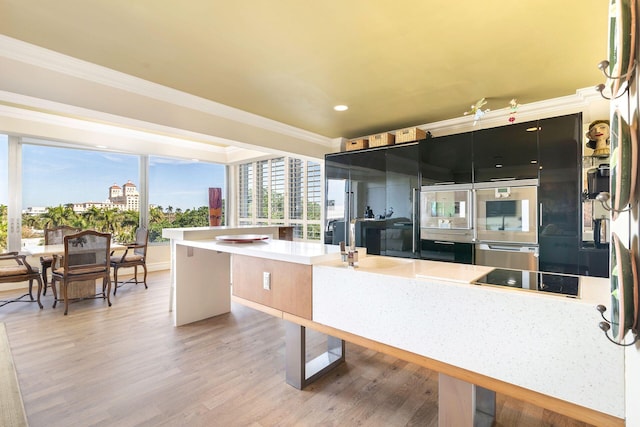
(539, 202, 543, 227)
(412, 188, 419, 254)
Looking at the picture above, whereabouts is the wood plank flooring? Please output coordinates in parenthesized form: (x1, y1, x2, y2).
(0, 271, 595, 427)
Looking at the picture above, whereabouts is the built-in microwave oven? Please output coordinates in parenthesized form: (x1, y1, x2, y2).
(474, 179, 538, 244)
(420, 183, 473, 242)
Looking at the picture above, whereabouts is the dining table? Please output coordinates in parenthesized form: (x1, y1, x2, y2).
(21, 243, 125, 300)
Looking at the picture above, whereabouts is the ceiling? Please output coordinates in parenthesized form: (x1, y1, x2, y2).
(0, 0, 608, 140)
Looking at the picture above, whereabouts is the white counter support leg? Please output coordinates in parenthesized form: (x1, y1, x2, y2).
(438, 373, 495, 427)
(174, 244, 231, 326)
(285, 321, 345, 389)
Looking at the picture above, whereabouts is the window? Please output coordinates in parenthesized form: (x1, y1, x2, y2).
(149, 156, 226, 242)
(2, 139, 226, 249)
(270, 158, 285, 222)
(256, 160, 269, 221)
(237, 157, 322, 241)
(21, 144, 139, 243)
(238, 163, 253, 224)
(0, 135, 7, 251)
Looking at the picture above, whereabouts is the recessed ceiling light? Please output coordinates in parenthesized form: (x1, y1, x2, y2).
(96, 145, 107, 149)
(334, 105, 349, 112)
(495, 164, 503, 168)
(530, 160, 538, 164)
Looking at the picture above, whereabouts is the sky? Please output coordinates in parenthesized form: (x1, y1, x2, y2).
(0, 137, 226, 211)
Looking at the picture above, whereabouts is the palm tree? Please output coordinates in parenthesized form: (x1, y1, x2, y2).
(0, 204, 7, 249)
(82, 206, 103, 228)
(41, 205, 70, 227)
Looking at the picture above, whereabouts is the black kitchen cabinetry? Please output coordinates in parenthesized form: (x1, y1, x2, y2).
(420, 240, 474, 264)
(325, 148, 386, 249)
(537, 114, 582, 275)
(579, 247, 609, 277)
(420, 131, 473, 185)
(473, 119, 539, 182)
(325, 113, 596, 275)
(325, 143, 420, 258)
(386, 143, 420, 258)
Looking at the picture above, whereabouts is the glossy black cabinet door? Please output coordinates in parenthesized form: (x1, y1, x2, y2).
(420, 132, 473, 185)
(325, 153, 351, 244)
(473, 119, 539, 182)
(386, 143, 420, 258)
(324, 149, 386, 248)
(579, 248, 609, 277)
(420, 240, 474, 264)
(325, 144, 420, 258)
(537, 113, 581, 274)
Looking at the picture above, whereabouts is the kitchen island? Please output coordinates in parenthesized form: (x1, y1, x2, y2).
(162, 225, 293, 318)
(170, 237, 624, 427)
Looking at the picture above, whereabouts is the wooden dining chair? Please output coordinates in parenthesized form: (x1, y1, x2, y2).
(0, 252, 43, 309)
(50, 230, 112, 315)
(110, 227, 148, 295)
(40, 225, 81, 296)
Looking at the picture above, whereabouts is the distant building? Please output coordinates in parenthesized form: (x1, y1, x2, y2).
(25, 181, 140, 214)
(72, 201, 124, 213)
(108, 180, 140, 211)
(23, 206, 47, 215)
(70, 180, 139, 213)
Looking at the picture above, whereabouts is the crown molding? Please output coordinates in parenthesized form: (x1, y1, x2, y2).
(0, 101, 275, 165)
(0, 35, 334, 148)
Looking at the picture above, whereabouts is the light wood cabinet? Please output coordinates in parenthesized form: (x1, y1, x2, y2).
(231, 254, 312, 319)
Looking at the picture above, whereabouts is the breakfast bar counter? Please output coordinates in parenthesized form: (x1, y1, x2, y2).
(170, 237, 624, 426)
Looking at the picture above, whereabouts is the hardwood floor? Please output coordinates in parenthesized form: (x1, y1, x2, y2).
(0, 271, 595, 427)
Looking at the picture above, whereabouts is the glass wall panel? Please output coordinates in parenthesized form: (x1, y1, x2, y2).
(289, 159, 304, 220)
(149, 157, 225, 242)
(256, 160, 269, 219)
(0, 135, 7, 251)
(238, 163, 253, 225)
(21, 144, 138, 244)
(236, 157, 321, 241)
(306, 161, 322, 240)
(270, 158, 285, 222)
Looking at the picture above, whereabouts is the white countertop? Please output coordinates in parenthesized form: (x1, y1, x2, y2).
(177, 238, 341, 265)
(162, 225, 285, 240)
(178, 238, 612, 302)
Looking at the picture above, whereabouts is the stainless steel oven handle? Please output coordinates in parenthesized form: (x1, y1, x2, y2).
(479, 243, 537, 252)
(434, 241, 455, 245)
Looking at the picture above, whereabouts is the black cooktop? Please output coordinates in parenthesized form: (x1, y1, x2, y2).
(473, 268, 580, 297)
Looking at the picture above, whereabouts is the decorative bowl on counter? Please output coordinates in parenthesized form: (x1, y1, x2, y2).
(215, 234, 270, 243)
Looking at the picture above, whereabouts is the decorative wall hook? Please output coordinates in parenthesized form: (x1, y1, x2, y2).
(597, 59, 637, 80)
(594, 192, 632, 213)
(596, 305, 639, 347)
(595, 83, 629, 100)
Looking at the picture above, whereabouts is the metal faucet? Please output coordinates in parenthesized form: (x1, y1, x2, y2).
(339, 219, 360, 267)
(348, 218, 359, 267)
